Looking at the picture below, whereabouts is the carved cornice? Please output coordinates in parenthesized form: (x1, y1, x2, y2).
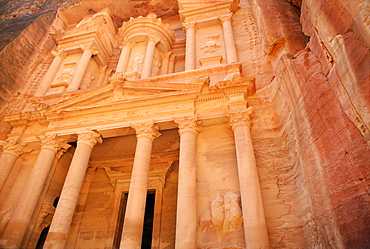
(77, 131, 102, 148)
(2, 139, 32, 157)
(38, 134, 71, 154)
(174, 116, 202, 135)
(226, 107, 253, 130)
(131, 121, 161, 141)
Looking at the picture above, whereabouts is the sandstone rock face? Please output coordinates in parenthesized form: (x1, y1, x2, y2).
(0, 0, 369, 248)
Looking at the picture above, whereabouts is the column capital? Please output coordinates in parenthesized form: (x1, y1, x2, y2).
(219, 13, 233, 23)
(131, 121, 161, 141)
(147, 35, 161, 45)
(174, 116, 202, 135)
(51, 49, 67, 58)
(2, 138, 32, 157)
(76, 131, 102, 148)
(120, 40, 135, 49)
(183, 21, 196, 30)
(227, 107, 253, 130)
(38, 134, 71, 153)
(80, 43, 99, 55)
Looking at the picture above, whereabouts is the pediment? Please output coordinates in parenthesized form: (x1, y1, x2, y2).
(30, 79, 205, 114)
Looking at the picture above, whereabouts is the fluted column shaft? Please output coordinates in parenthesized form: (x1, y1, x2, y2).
(141, 36, 160, 79)
(0, 140, 29, 192)
(67, 45, 97, 92)
(227, 108, 269, 249)
(184, 22, 196, 71)
(0, 135, 69, 249)
(220, 14, 238, 64)
(174, 117, 200, 249)
(120, 122, 160, 249)
(44, 131, 102, 249)
(116, 41, 132, 74)
(34, 50, 66, 97)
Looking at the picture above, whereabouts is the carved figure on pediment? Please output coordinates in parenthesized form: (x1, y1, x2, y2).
(199, 191, 245, 248)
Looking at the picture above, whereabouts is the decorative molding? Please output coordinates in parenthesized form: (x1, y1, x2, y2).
(174, 116, 202, 135)
(76, 130, 102, 148)
(226, 107, 253, 130)
(131, 121, 161, 140)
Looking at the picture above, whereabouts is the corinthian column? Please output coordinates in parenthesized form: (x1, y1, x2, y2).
(141, 36, 160, 79)
(184, 22, 196, 71)
(0, 139, 31, 192)
(219, 14, 238, 64)
(120, 122, 160, 249)
(116, 40, 133, 74)
(44, 131, 102, 249)
(67, 44, 99, 92)
(227, 107, 270, 249)
(0, 135, 70, 249)
(34, 49, 67, 97)
(174, 116, 200, 249)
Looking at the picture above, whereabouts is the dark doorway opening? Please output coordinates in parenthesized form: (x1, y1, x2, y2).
(35, 226, 49, 249)
(113, 192, 128, 248)
(114, 190, 156, 249)
(141, 191, 156, 249)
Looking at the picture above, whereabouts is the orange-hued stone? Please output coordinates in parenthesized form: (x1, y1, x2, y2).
(0, 0, 368, 248)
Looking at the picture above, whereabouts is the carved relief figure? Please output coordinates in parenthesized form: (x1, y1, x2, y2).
(199, 191, 245, 248)
(127, 56, 143, 73)
(201, 35, 221, 54)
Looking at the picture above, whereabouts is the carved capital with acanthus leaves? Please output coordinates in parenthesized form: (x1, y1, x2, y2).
(38, 134, 71, 154)
(183, 21, 196, 31)
(131, 121, 161, 141)
(219, 13, 233, 23)
(77, 131, 102, 148)
(2, 139, 32, 157)
(80, 43, 99, 55)
(51, 49, 67, 59)
(147, 35, 161, 44)
(227, 107, 253, 130)
(174, 116, 202, 136)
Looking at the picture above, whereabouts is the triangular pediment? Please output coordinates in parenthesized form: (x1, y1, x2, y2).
(30, 79, 205, 114)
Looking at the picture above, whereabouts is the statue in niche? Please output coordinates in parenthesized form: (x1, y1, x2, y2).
(127, 56, 143, 73)
(199, 191, 245, 248)
(80, 72, 96, 89)
(151, 56, 161, 76)
(54, 63, 75, 85)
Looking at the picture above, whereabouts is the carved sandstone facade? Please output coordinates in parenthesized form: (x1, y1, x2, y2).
(0, 0, 369, 248)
